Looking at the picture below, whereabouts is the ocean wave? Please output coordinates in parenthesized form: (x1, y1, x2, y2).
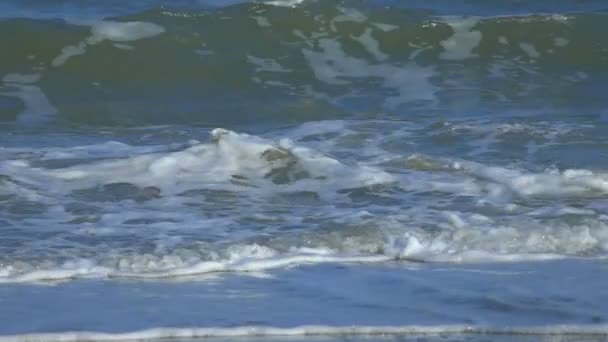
(0, 214, 606, 283)
(1, 5, 605, 125)
(1, 324, 607, 342)
(1, 128, 393, 196)
(2, 125, 608, 283)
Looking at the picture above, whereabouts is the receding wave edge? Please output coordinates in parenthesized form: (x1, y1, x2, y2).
(1, 324, 607, 341)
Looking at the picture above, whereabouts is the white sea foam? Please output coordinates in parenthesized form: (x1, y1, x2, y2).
(302, 38, 436, 107)
(0, 73, 56, 124)
(439, 18, 482, 60)
(553, 37, 569, 47)
(52, 42, 88, 67)
(352, 28, 388, 61)
(399, 152, 608, 200)
(0, 141, 167, 161)
(90, 21, 165, 42)
(2, 125, 608, 284)
(425, 120, 586, 158)
(264, 0, 306, 7)
(252, 16, 271, 27)
(2, 73, 40, 84)
(52, 21, 165, 67)
(113, 43, 134, 50)
(0, 128, 394, 201)
(247, 55, 292, 73)
(331, 7, 368, 30)
(456, 161, 608, 198)
(519, 42, 540, 59)
(283, 120, 348, 140)
(1, 324, 606, 342)
(378, 202, 607, 262)
(1, 208, 607, 283)
(0, 247, 390, 284)
(372, 22, 399, 32)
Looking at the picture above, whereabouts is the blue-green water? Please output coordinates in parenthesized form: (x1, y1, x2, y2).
(1, 1, 608, 341)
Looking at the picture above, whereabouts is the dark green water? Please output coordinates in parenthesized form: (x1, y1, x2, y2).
(1, 1, 608, 341)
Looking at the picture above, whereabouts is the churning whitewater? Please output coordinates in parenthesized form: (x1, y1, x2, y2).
(1, 0, 608, 340)
(1, 125, 608, 283)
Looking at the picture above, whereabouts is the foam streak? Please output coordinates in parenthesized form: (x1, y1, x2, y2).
(1, 324, 607, 342)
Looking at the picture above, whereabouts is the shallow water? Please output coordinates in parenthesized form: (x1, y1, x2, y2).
(1, 0, 607, 341)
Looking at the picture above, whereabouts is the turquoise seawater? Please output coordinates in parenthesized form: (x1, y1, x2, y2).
(1, 1, 608, 341)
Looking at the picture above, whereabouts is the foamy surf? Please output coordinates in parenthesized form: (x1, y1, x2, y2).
(1, 1, 608, 339)
(0, 324, 606, 342)
(1, 124, 608, 284)
(0, 235, 602, 284)
(0, 250, 391, 284)
(1, 128, 393, 196)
